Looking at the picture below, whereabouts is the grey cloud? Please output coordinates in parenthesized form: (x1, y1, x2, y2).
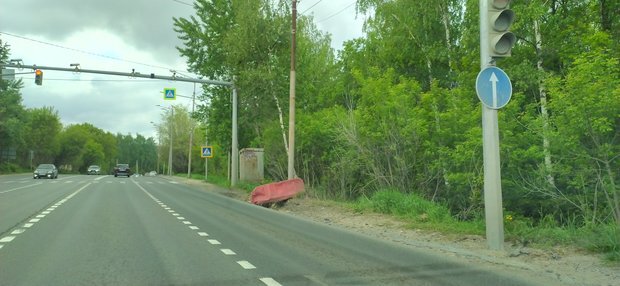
(0, 0, 194, 63)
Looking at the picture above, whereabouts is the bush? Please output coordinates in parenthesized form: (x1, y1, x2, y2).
(0, 162, 21, 173)
(579, 224, 620, 262)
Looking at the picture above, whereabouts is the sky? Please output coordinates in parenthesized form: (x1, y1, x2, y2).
(0, 0, 366, 140)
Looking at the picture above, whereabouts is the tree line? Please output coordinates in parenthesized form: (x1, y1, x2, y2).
(174, 0, 619, 227)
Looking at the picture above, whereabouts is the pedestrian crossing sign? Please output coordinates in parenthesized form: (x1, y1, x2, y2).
(201, 146, 213, 158)
(164, 88, 176, 100)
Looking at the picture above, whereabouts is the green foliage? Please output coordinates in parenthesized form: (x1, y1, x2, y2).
(355, 190, 453, 223)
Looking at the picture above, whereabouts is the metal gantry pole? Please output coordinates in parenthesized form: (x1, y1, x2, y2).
(0, 63, 232, 86)
(168, 107, 174, 176)
(205, 128, 208, 182)
(480, 0, 505, 251)
(187, 83, 196, 178)
(231, 84, 238, 187)
(287, 0, 297, 179)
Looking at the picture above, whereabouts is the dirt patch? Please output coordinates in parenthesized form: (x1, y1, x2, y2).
(171, 177, 620, 286)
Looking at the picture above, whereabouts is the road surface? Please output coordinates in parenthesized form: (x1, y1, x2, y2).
(0, 174, 540, 285)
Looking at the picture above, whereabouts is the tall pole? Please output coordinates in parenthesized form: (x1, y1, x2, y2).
(187, 83, 196, 178)
(287, 0, 297, 179)
(480, 0, 505, 251)
(168, 107, 174, 176)
(205, 126, 209, 182)
(231, 84, 238, 187)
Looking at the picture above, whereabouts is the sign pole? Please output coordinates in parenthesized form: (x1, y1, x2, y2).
(480, 0, 505, 251)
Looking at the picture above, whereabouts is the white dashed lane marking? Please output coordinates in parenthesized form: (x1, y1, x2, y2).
(0, 236, 16, 243)
(208, 239, 221, 245)
(132, 181, 282, 286)
(237, 261, 256, 270)
(221, 249, 236, 255)
(0, 183, 90, 252)
(260, 278, 283, 286)
(10, 229, 25, 235)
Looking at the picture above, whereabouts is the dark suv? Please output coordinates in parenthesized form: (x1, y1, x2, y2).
(114, 164, 131, 177)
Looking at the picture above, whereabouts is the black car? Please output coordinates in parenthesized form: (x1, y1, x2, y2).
(33, 164, 58, 179)
(114, 164, 131, 177)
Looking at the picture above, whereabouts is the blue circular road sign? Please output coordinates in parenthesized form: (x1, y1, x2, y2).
(476, 67, 512, 109)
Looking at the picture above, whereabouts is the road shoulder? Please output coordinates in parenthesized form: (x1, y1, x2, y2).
(169, 176, 620, 286)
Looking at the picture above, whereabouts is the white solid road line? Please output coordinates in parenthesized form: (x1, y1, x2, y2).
(0, 182, 42, 194)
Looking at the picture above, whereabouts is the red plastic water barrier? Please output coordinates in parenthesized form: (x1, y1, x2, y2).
(251, 178, 304, 205)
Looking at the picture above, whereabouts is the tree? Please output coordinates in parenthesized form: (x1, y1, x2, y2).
(0, 38, 27, 168)
(24, 107, 62, 165)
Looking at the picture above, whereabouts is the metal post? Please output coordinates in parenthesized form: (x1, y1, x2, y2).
(480, 0, 505, 251)
(205, 128, 208, 182)
(231, 84, 238, 187)
(287, 0, 297, 179)
(187, 83, 196, 178)
(168, 107, 174, 176)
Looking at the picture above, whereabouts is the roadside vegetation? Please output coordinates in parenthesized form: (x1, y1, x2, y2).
(352, 189, 619, 262)
(2, 1, 618, 261)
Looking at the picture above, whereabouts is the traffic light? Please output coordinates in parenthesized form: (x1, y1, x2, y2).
(34, 69, 43, 85)
(488, 0, 516, 57)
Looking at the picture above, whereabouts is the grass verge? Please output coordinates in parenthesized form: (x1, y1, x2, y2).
(352, 189, 619, 262)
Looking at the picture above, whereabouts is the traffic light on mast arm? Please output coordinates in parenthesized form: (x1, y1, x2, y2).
(34, 69, 43, 85)
(488, 0, 516, 58)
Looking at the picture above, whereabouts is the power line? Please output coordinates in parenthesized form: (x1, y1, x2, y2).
(0, 31, 191, 74)
(172, 0, 193, 7)
(316, 1, 356, 23)
(300, 0, 323, 14)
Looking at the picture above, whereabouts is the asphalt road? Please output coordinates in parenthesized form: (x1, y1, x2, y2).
(0, 174, 541, 286)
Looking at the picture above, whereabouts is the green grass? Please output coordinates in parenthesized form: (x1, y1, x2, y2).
(353, 189, 620, 262)
(352, 189, 485, 235)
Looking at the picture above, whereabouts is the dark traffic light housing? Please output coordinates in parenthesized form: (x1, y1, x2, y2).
(488, 0, 516, 57)
(34, 69, 43, 85)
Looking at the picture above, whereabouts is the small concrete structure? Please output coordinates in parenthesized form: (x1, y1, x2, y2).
(239, 148, 264, 182)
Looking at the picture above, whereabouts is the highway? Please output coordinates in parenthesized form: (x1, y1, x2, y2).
(0, 174, 541, 286)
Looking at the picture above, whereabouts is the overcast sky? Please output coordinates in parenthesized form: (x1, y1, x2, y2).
(0, 0, 366, 139)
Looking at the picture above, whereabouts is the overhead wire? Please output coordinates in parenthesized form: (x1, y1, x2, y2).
(316, 1, 356, 23)
(300, 0, 323, 15)
(172, 0, 193, 7)
(0, 31, 194, 75)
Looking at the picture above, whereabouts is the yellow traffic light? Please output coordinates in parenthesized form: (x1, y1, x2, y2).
(35, 69, 43, 85)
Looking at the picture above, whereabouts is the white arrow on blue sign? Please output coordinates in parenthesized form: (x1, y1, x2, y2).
(476, 67, 512, 109)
